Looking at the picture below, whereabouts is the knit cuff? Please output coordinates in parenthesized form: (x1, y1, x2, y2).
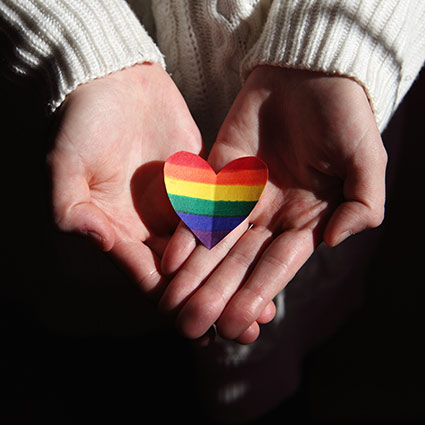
(0, 0, 165, 111)
(241, 0, 425, 132)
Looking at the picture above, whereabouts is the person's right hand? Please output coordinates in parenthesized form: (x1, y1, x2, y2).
(47, 63, 203, 298)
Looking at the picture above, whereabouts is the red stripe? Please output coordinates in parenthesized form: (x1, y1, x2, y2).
(219, 157, 268, 172)
(165, 162, 267, 185)
(165, 151, 211, 169)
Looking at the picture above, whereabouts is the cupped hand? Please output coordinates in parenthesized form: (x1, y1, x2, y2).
(47, 63, 203, 297)
(159, 66, 387, 344)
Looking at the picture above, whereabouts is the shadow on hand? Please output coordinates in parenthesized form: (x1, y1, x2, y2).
(130, 160, 179, 238)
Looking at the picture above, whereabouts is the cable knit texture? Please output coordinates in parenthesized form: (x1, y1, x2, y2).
(152, 1, 272, 144)
(0, 0, 424, 133)
(0, 0, 165, 111)
(241, 0, 425, 131)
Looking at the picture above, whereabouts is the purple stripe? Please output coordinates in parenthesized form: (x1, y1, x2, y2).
(191, 229, 235, 249)
(176, 212, 245, 231)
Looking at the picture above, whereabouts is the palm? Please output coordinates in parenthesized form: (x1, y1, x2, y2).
(215, 67, 386, 244)
(160, 66, 386, 344)
(48, 63, 203, 296)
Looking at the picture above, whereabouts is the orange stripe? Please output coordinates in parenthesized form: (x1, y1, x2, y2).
(164, 163, 215, 183)
(164, 163, 267, 185)
(217, 169, 267, 185)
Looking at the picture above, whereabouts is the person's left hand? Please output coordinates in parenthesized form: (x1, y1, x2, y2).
(159, 66, 387, 344)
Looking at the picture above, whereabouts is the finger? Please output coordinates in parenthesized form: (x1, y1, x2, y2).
(161, 221, 198, 276)
(233, 301, 275, 345)
(145, 234, 173, 260)
(257, 300, 276, 324)
(48, 153, 115, 251)
(235, 321, 260, 345)
(111, 237, 167, 299)
(174, 224, 273, 339)
(234, 302, 276, 345)
(158, 220, 249, 320)
(324, 130, 388, 247)
(59, 201, 115, 251)
(216, 228, 315, 340)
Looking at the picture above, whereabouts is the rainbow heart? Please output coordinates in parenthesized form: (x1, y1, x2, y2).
(164, 151, 268, 249)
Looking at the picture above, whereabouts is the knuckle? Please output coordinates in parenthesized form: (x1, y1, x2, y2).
(226, 247, 252, 269)
(262, 251, 289, 277)
(243, 289, 267, 320)
(236, 307, 258, 330)
(138, 268, 162, 294)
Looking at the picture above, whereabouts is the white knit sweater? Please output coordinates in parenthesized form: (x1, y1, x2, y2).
(1, 0, 424, 141)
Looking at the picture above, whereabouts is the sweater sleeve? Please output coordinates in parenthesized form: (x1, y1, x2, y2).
(241, 0, 425, 132)
(0, 0, 165, 111)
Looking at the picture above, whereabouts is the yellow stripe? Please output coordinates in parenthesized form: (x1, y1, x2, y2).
(164, 176, 265, 202)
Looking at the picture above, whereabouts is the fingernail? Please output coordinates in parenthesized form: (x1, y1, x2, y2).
(334, 230, 353, 246)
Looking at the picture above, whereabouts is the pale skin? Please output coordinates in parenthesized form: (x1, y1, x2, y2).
(48, 63, 387, 345)
(159, 66, 387, 344)
(47, 63, 203, 298)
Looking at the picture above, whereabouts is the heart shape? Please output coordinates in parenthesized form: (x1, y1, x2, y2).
(164, 151, 268, 249)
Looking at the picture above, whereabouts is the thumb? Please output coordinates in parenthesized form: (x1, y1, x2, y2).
(324, 131, 388, 247)
(47, 151, 115, 251)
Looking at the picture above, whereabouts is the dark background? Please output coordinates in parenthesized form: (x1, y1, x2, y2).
(0, 34, 424, 424)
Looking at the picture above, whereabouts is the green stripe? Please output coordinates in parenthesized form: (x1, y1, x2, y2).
(168, 194, 257, 217)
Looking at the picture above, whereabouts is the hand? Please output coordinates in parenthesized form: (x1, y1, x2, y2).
(47, 63, 203, 298)
(159, 66, 387, 344)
